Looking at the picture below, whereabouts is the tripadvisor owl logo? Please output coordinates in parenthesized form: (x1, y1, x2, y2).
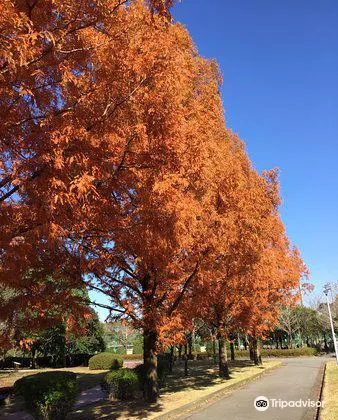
(254, 396, 269, 411)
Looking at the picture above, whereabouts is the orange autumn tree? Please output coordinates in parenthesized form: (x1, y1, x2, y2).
(239, 244, 308, 365)
(0, 0, 307, 404)
(72, 42, 249, 402)
(232, 174, 308, 364)
(1, 0, 240, 402)
(0, 267, 92, 352)
(0, 0, 177, 241)
(1, 0, 177, 328)
(194, 154, 307, 377)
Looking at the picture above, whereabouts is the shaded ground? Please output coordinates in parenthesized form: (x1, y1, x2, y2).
(0, 359, 282, 420)
(68, 359, 280, 420)
(0, 366, 108, 418)
(0, 366, 108, 391)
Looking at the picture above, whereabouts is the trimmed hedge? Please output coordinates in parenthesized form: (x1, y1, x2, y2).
(0, 355, 94, 369)
(261, 347, 318, 357)
(67, 353, 93, 367)
(0, 357, 31, 369)
(193, 347, 318, 359)
(88, 353, 123, 370)
(102, 368, 139, 400)
(14, 371, 77, 420)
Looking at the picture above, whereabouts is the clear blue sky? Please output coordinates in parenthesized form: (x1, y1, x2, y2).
(171, 0, 338, 303)
(91, 1, 338, 319)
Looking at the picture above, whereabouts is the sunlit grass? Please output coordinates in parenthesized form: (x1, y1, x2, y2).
(321, 361, 338, 420)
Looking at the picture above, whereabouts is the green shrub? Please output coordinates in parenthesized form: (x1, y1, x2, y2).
(261, 347, 318, 357)
(230, 349, 249, 358)
(14, 371, 77, 420)
(88, 353, 123, 370)
(102, 368, 139, 400)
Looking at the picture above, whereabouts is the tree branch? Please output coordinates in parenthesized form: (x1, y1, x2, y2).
(89, 300, 126, 314)
(0, 170, 41, 204)
(168, 262, 200, 316)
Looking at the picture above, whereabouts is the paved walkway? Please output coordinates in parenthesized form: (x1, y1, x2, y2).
(73, 385, 106, 409)
(185, 358, 327, 420)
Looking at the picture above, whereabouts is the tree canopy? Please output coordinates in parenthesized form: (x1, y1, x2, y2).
(0, 0, 307, 402)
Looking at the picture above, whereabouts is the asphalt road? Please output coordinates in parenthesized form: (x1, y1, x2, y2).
(185, 358, 327, 420)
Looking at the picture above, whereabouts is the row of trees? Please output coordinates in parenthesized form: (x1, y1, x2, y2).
(276, 298, 338, 350)
(103, 294, 338, 358)
(0, 0, 307, 402)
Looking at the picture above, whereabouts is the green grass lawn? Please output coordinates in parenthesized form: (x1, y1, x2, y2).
(321, 361, 338, 420)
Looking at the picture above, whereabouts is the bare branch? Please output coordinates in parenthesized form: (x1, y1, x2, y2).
(168, 261, 200, 316)
(90, 300, 126, 314)
(0, 176, 11, 189)
(0, 185, 20, 203)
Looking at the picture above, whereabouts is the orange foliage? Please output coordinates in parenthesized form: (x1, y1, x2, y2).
(0, 0, 307, 365)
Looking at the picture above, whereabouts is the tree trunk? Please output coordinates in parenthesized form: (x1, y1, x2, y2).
(250, 336, 262, 365)
(249, 339, 255, 361)
(178, 344, 182, 362)
(243, 335, 248, 350)
(187, 334, 193, 360)
(212, 334, 217, 365)
(184, 344, 189, 376)
(31, 348, 36, 369)
(61, 352, 66, 368)
(288, 334, 293, 349)
(143, 330, 158, 402)
(217, 333, 230, 378)
(230, 341, 235, 361)
(169, 345, 174, 374)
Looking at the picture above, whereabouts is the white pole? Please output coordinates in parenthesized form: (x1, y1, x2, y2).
(325, 288, 338, 366)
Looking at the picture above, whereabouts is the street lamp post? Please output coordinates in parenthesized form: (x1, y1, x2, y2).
(323, 283, 338, 366)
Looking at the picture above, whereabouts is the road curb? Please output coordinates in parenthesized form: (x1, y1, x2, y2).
(315, 361, 327, 420)
(301, 359, 326, 420)
(153, 362, 282, 420)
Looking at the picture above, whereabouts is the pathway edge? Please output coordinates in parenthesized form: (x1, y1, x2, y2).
(153, 361, 283, 420)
